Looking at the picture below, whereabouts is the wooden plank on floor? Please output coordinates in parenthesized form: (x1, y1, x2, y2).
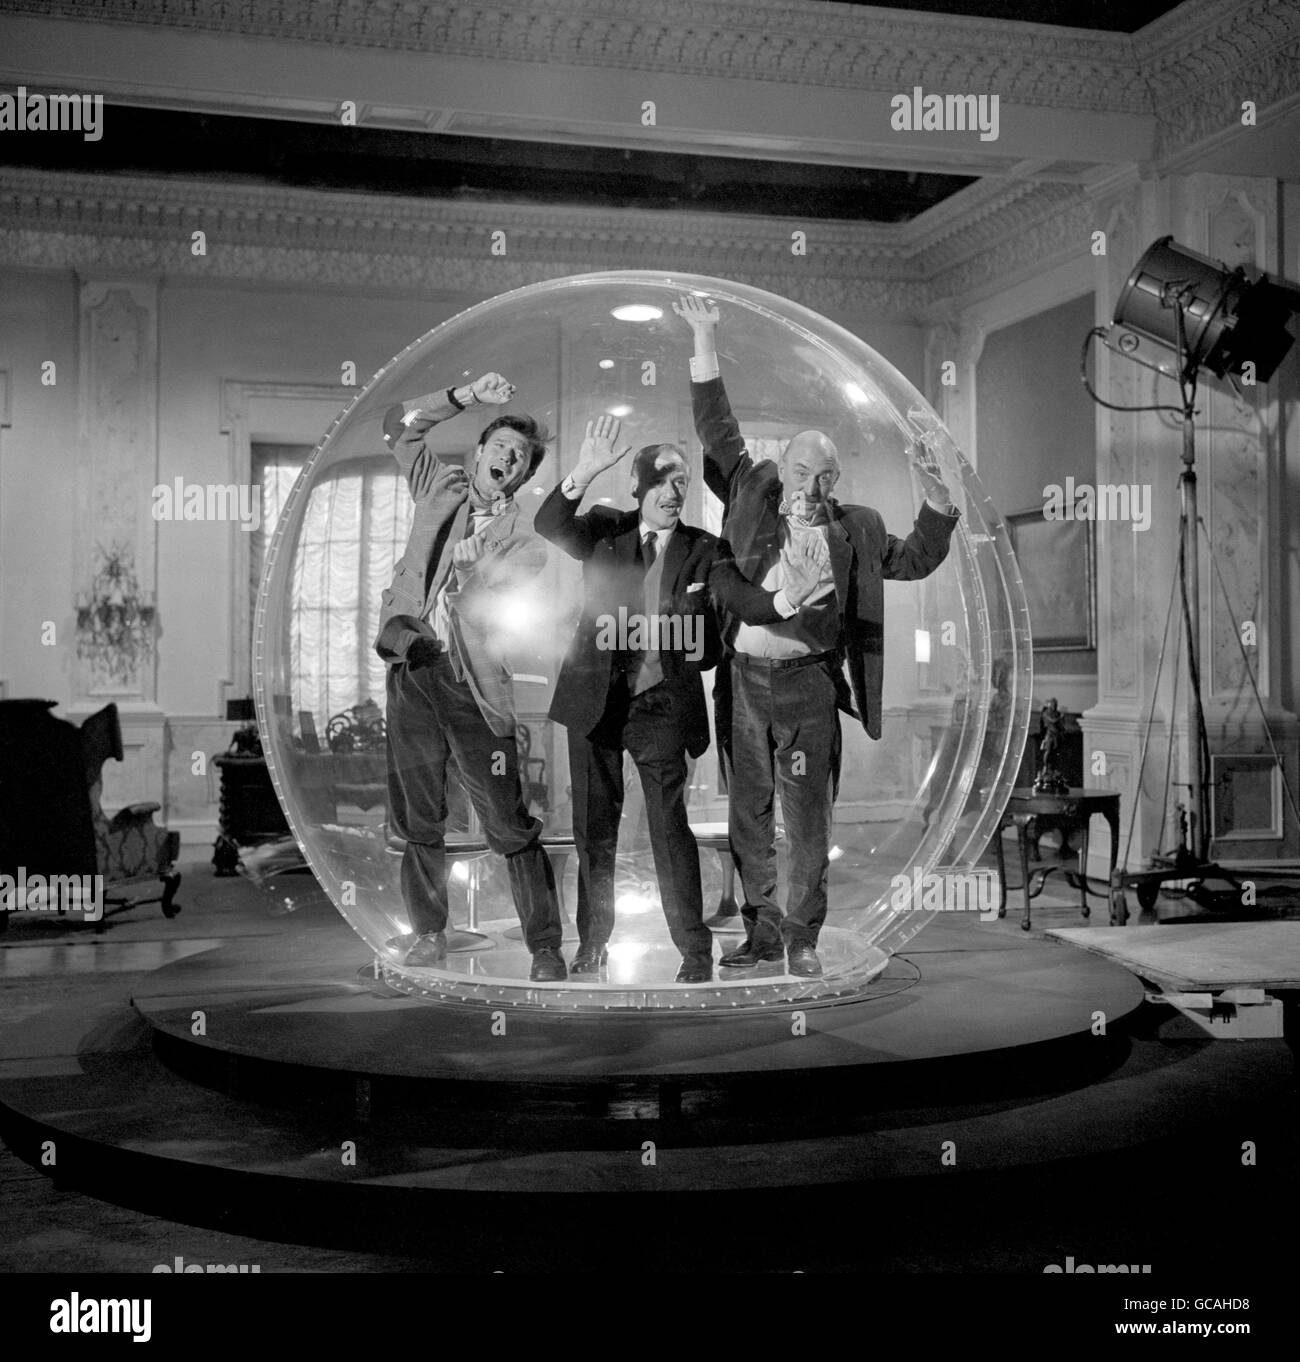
(1047, 922, 1300, 990)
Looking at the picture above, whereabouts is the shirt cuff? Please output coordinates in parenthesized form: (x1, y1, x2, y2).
(561, 473, 588, 500)
(926, 495, 958, 516)
(689, 354, 720, 383)
(773, 590, 798, 618)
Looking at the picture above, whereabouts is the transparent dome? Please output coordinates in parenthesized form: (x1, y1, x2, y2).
(254, 271, 1031, 1011)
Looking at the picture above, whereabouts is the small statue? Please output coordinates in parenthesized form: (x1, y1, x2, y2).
(1033, 698, 1069, 795)
(227, 722, 263, 758)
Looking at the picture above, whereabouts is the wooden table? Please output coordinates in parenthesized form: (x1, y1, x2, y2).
(993, 787, 1122, 931)
(212, 755, 291, 875)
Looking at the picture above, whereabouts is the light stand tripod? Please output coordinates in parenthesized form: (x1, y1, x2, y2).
(1082, 241, 1300, 921)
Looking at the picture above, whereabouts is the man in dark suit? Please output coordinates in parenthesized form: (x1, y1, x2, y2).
(674, 295, 961, 978)
(375, 371, 566, 983)
(536, 415, 820, 984)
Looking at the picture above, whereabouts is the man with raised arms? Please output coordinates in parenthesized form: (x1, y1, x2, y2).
(675, 295, 960, 978)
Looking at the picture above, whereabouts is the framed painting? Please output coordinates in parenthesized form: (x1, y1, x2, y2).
(1006, 509, 1095, 651)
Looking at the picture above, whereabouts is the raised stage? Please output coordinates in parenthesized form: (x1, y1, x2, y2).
(1, 898, 1294, 1272)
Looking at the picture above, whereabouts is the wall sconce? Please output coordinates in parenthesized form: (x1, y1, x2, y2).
(75, 542, 157, 684)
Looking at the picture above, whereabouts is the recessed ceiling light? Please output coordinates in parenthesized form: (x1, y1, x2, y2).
(611, 304, 662, 322)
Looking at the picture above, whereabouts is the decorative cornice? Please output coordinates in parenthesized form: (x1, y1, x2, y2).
(925, 188, 1095, 307)
(0, 166, 1098, 321)
(2, 0, 1291, 167)
(1, 0, 1149, 113)
(0, 168, 916, 259)
(1136, 0, 1300, 160)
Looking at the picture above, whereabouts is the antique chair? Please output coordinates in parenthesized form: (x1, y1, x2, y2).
(79, 702, 183, 921)
(0, 699, 180, 928)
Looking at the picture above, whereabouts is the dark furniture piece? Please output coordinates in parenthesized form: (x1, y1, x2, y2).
(993, 787, 1122, 930)
(924, 699, 1084, 829)
(0, 699, 181, 929)
(1016, 704, 1084, 790)
(212, 754, 292, 875)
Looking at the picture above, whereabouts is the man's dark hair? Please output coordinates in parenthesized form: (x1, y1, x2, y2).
(478, 413, 551, 476)
(631, 442, 686, 500)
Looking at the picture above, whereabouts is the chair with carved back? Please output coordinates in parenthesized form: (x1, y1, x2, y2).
(80, 702, 183, 921)
(0, 699, 181, 928)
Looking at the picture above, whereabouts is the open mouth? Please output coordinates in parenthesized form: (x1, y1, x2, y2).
(489, 466, 508, 483)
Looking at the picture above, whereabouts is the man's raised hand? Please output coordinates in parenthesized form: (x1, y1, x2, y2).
(782, 536, 824, 607)
(672, 295, 720, 332)
(909, 440, 953, 510)
(470, 372, 516, 405)
(572, 415, 632, 487)
(429, 460, 470, 513)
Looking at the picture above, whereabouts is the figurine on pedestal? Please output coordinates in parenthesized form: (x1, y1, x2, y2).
(1033, 697, 1070, 795)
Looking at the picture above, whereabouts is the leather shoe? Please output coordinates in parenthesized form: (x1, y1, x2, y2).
(787, 941, 823, 977)
(401, 931, 447, 968)
(529, 946, 568, 982)
(675, 957, 713, 984)
(570, 944, 609, 976)
(719, 939, 784, 968)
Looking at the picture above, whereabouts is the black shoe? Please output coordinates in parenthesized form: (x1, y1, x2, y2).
(400, 931, 447, 968)
(719, 939, 784, 968)
(529, 946, 568, 982)
(787, 942, 823, 977)
(675, 957, 714, 984)
(571, 944, 609, 976)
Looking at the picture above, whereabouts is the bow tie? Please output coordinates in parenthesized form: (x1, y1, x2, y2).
(778, 498, 830, 528)
(468, 487, 512, 515)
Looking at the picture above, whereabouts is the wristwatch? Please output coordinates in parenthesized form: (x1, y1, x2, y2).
(561, 473, 591, 497)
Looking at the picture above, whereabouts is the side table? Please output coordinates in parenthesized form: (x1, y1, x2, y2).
(993, 787, 1122, 930)
(212, 754, 291, 875)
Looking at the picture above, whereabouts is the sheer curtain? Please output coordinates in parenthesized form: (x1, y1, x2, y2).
(252, 446, 413, 727)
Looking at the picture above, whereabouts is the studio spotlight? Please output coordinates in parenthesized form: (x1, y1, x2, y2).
(1107, 236, 1300, 385)
(1080, 238, 1300, 917)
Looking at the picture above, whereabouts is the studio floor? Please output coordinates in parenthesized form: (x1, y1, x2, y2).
(0, 841, 1296, 1276)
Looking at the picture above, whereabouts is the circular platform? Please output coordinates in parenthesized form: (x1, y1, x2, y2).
(4, 906, 1295, 1274)
(127, 918, 1143, 1105)
(380, 919, 889, 1010)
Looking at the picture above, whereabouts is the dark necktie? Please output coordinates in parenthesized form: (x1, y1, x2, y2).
(634, 531, 663, 695)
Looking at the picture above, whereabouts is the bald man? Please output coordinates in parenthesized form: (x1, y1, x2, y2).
(675, 295, 960, 978)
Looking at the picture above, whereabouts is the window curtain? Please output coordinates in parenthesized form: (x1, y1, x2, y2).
(252, 446, 412, 728)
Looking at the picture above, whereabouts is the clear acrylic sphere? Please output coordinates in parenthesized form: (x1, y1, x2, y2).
(254, 271, 1031, 1011)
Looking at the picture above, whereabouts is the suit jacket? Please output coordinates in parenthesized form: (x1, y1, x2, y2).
(535, 484, 786, 758)
(692, 374, 960, 740)
(373, 389, 545, 738)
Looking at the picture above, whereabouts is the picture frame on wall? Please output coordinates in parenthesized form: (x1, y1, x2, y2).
(1006, 508, 1096, 651)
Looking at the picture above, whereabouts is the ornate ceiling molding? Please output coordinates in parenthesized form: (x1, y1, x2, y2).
(4, 0, 1148, 112)
(0, 167, 1095, 322)
(924, 188, 1095, 307)
(1136, 0, 1300, 159)
(0, 168, 911, 267)
(6, 1, 1292, 167)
